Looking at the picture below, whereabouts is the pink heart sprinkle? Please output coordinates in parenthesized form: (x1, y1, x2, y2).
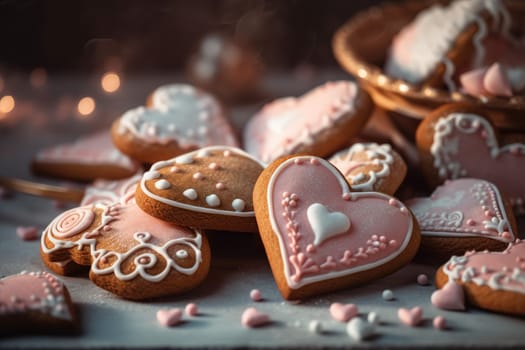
(16, 226, 39, 241)
(156, 308, 183, 327)
(241, 307, 270, 328)
(397, 306, 423, 327)
(460, 67, 489, 96)
(484, 63, 513, 97)
(430, 281, 465, 311)
(330, 302, 359, 322)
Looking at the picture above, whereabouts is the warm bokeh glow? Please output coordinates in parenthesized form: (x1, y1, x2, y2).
(0, 95, 15, 115)
(77, 97, 95, 116)
(101, 72, 120, 93)
(30, 68, 47, 88)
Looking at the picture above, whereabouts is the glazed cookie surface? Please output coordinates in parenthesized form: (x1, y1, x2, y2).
(81, 173, 142, 207)
(328, 143, 406, 195)
(436, 239, 525, 316)
(112, 84, 239, 164)
(253, 155, 420, 300)
(0, 271, 76, 334)
(417, 103, 525, 214)
(407, 178, 517, 259)
(32, 130, 142, 181)
(40, 198, 210, 300)
(243, 81, 372, 164)
(135, 146, 265, 232)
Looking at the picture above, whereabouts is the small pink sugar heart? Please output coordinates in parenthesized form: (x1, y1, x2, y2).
(460, 67, 489, 96)
(431, 281, 465, 311)
(330, 302, 359, 322)
(484, 63, 513, 97)
(156, 308, 183, 327)
(16, 226, 39, 241)
(241, 307, 270, 328)
(397, 306, 423, 327)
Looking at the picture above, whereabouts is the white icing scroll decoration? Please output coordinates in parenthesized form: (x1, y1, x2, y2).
(307, 203, 350, 246)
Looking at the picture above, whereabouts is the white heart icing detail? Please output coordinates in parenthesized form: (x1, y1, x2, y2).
(307, 203, 350, 246)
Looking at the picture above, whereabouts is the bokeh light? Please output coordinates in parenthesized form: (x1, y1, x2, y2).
(77, 97, 95, 116)
(0, 95, 15, 116)
(101, 72, 120, 93)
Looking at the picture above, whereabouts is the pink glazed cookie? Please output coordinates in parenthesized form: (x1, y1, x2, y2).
(436, 239, 525, 316)
(40, 197, 210, 300)
(135, 146, 265, 232)
(112, 84, 239, 164)
(253, 155, 420, 300)
(0, 271, 77, 334)
(32, 130, 142, 181)
(328, 143, 406, 195)
(417, 103, 525, 214)
(407, 178, 517, 259)
(243, 81, 372, 164)
(80, 173, 142, 207)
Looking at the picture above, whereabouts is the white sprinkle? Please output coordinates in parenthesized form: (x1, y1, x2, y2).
(183, 188, 198, 200)
(367, 312, 380, 325)
(382, 289, 395, 301)
(206, 194, 221, 207)
(175, 154, 193, 164)
(232, 198, 246, 212)
(155, 179, 171, 190)
(308, 320, 323, 334)
(144, 171, 161, 180)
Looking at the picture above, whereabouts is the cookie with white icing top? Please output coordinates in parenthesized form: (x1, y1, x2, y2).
(385, 0, 514, 92)
(329, 143, 406, 195)
(135, 146, 265, 232)
(40, 199, 210, 300)
(407, 178, 517, 260)
(243, 81, 372, 164)
(32, 130, 142, 181)
(0, 271, 77, 334)
(416, 103, 525, 215)
(253, 155, 420, 300)
(436, 239, 525, 316)
(111, 83, 239, 164)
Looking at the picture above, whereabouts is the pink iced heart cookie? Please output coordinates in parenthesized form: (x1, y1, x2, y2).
(41, 199, 211, 300)
(112, 84, 239, 164)
(431, 280, 465, 311)
(329, 143, 407, 195)
(244, 81, 372, 164)
(417, 104, 525, 215)
(407, 178, 517, 257)
(330, 302, 358, 322)
(397, 306, 423, 327)
(32, 130, 141, 181)
(436, 239, 525, 316)
(0, 271, 76, 334)
(253, 155, 420, 300)
(135, 146, 265, 232)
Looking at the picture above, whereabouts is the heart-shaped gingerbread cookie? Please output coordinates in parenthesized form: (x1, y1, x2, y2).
(244, 81, 372, 164)
(41, 198, 210, 300)
(407, 178, 517, 258)
(0, 271, 76, 334)
(417, 103, 525, 214)
(112, 84, 239, 164)
(329, 143, 406, 195)
(253, 155, 420, 300)
(135, 146, 265, 232)
(436, 239, 525, 316)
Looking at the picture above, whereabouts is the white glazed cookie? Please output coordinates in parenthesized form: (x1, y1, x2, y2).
(112, 84, 239, 164)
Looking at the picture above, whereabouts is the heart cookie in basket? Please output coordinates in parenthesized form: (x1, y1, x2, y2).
(112, 84, 239, 164)
(407, 178, 517, 260)
(244, 81, 372, 164)
(41, 197, 210, 300)
(253, 155, 420, 300)
(417, 103, 525, 214)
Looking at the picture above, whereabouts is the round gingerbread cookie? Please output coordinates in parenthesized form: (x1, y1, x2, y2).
(111, 84, 239, 164)
(0, 271, 77, 335)
(328, 142, 406, 195)
(32, 130, 142, 181)
(40, 198, 210, 300)
(253, 155, 420, 300)
(135, 146, 265, 232)
(243, 81, 372, 164)
(435, 239, 525, 316)
(416, 103, 525, 214)
(407, 178, 517, 261)
(385, 0, 513, 91)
